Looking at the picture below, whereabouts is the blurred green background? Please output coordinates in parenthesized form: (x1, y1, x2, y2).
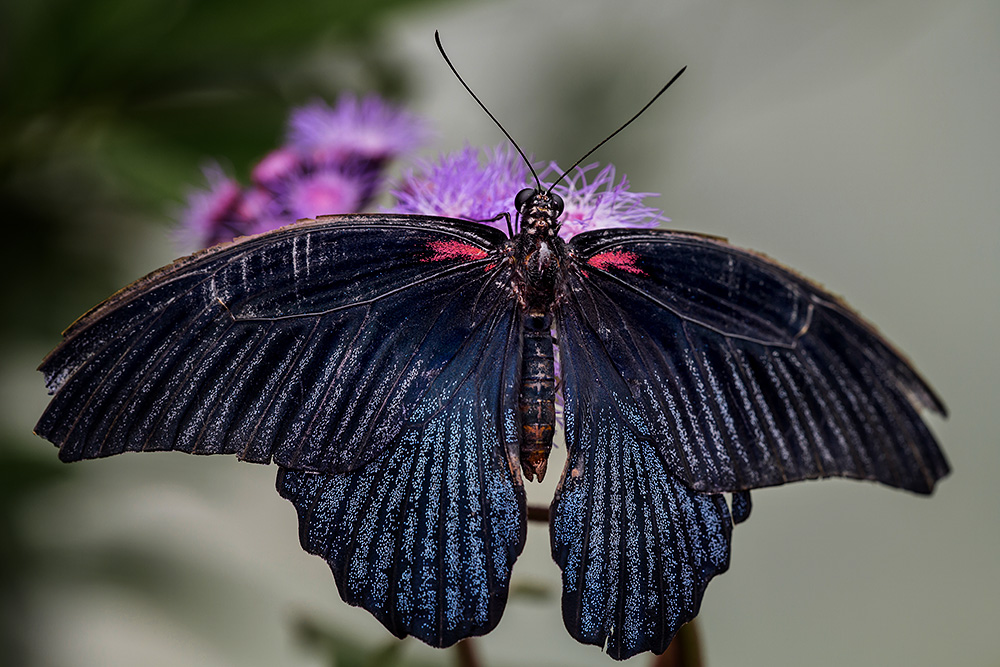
(3, 0, 997, 666)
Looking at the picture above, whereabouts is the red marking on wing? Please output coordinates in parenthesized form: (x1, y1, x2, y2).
(586, 250, 646, 276)
(422, 240, 489, 263)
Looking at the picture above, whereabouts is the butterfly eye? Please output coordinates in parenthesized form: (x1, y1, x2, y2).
(550, 192, 565, 216)
(515, 188, 536, 212)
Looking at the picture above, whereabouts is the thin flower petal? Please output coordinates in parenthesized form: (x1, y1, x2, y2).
(544, 162, 667, 238)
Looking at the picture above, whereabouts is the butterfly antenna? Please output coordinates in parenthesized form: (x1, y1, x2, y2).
(435, 31, 541, 190)
(548, 66, 687, 192)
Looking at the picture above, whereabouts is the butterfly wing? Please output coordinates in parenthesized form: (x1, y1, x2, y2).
(36, 213, 519, 475)
(562, 227, 948, 496)
(275, 291, 525, 647)
(552, 294, 733, 660)
(38, 212, 529, 646)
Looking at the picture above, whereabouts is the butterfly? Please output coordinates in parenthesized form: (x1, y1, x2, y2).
(34, 37, 948, 661)
(35, 193, 949, 659)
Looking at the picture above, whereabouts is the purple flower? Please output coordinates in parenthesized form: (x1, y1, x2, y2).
(390, 144, 666, 238)
(180, 95, 428, 249)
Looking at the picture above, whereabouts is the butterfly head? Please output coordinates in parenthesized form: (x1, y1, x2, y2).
(515, 188, 564, 237)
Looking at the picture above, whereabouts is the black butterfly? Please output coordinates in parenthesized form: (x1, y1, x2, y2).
(34, 38, 948, 661)
(35, 192, 948, 659)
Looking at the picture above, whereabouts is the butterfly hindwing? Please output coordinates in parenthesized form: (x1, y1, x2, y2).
(36, 214, 517, 475)
(563, 228, 949, 495)
(276, 295, 526, 647)
(553, 295, 732, 659)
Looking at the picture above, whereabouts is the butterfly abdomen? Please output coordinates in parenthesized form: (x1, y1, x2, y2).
(519, 310, 555, 482)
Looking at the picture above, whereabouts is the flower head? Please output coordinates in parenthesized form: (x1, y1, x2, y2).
(180, 94, 427, 249)
(390, 144, 666, 238)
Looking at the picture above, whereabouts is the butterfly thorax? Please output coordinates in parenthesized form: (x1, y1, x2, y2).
(511, 189, 565, 482)
(511, 190, 565, 309)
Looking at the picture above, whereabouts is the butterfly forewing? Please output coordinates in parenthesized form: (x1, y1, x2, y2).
(36, 214, 518, 475)
(562, 228, 949, 495)
(276, 292, 526, 647)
